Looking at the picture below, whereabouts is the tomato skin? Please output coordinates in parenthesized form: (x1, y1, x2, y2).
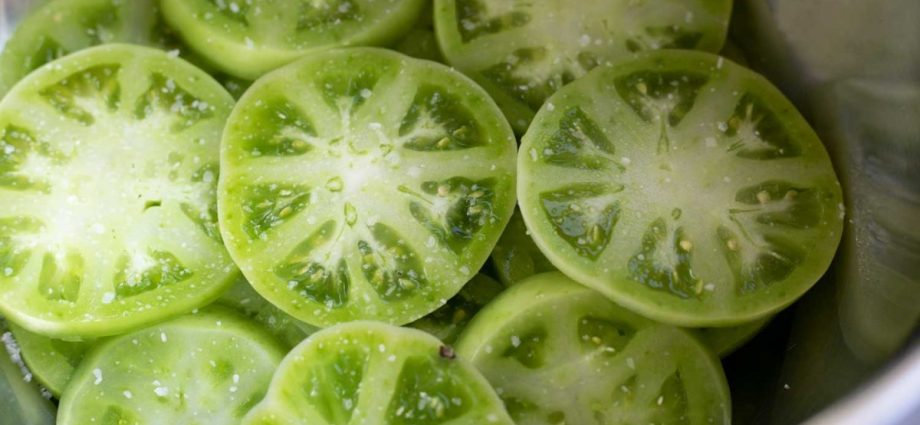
(518, 49, 843, 327)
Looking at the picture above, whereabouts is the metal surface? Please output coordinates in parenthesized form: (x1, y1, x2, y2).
(731, 1, 920, 424)
(0, 0, 917, 424)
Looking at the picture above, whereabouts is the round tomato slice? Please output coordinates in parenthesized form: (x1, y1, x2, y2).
(434, 0, 732, 132)
(0, 0, 171, 97)
(7, 275, 315, 397)
(0, 320, 56, 425)
(57, 308, 285, 425)
(0, 44, 238, 338)
(409, 273, 505, 344)
(219, 47, 516, 328)
(518, 50, 844, 327)
(242, 321, 513, 425)
(160, 0, 427, 80)
(456, 272, 731, 425)
(8, 323, 92, 397)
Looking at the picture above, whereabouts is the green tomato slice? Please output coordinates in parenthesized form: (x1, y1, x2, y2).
(219, 47, 516, 327)
(6, 275, 316, 397)
(160, 0, 427, 80)
(518, 50, 844, 327)
(0, 44, 238, 338)
(434, 0, 732, 132)
(8, 323, 92, 397)
(694, 316, 772, 358)
(490, 208, 557, 286)
(242, 321, 514, 425)
(0, 0, 172, 97)
(409, 273, 505, 344)
(58, 308, 285, 425)
(0, 321, 56, 425)
(456, 272, 731, 425)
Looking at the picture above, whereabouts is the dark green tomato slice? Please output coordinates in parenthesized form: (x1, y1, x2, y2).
(219, 47, 517, 328)
(518, 50, 844, 327)
(160, 0, 427, 80)
(242, 321, 513, 425)
(0, 44, 238, 338)
(392, 0, 443, 63)
(434, 0, 732, 132)
(694, 316, 772, 358)
(456, 272, 731, 425)
(58, 308, 285, 425)
(490, 208, 557, 286)
(215, 275, 318, 349)
(0, 0, 170, 97)
(8, 323, 93, 397)
(0, 321, 56, 425)
(408, 273, 504, 344)
(394, 28, 445, 63)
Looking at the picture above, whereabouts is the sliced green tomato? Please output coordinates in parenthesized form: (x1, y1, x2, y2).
(409, 273, 504, 344)
(518, 50, 844, 327)
(242, 321, 513, 425)
(219, 47, 516, 327)
(216, 275, 318, 349)
(490, 208, 557, 286)
(6, 276, 316, 397)
(0, 321, 56, 425)
(58, 308, 285, 425)
(434, 0, 732, 132)
(0, 44, 238, 338)
(0, 0, 254, 102)
(8, 323, 92, 396)
(695, 316, 772, 358)
(0, 0, 169, 97)
(160, 0, 427, 80)
(456, 272, 731, 425)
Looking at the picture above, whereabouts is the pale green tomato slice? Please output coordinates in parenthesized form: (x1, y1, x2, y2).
(409, 273, 505, 344)
(0, 321, 56, 425)
(6, 276, 316, 397)
(160, 0, 427, 80)
(8, 323, 92, 397)
(490, 208, 557, 286)
(57, 308, 285, 425)
(434, 0, 732, 132)
(0, 0, 172, 97)
(456, 272, 731, 425)
(242, 321, 513, 425)
(0, 44, 238, 338)
(219, 47, 516, 327)
(695, 316, 773, 358)
(518, 50, 845, 327)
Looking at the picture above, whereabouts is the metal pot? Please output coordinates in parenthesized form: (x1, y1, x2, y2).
(726, 1, 919, 423)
